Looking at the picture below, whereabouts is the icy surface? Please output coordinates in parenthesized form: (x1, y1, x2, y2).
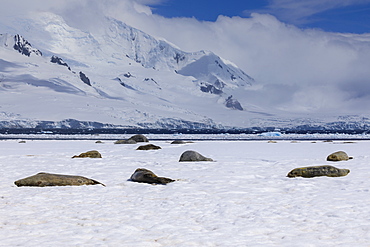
(1, 138, 370, 246)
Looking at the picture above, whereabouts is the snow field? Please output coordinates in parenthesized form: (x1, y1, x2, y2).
(0, 139, 370, 246)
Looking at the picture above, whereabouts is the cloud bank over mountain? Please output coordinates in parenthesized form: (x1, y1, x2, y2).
(1, 0, 370, 117)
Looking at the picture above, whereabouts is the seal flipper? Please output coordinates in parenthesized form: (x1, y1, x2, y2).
(91, 179, 106, 187)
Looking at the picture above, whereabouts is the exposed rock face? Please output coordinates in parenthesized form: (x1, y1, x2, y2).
(136, 144, 161, 150)
(128, 134, 149, 142)
(114, 139, 137, 144)
(72, 150, 102, 158)
(79, 71, 91, 86)
(200, 82, 223, 95)
(327, 151, 353, 161)
(130, 168, 175, 185)
(225, 95, 243, 110)
(51, 55, 71, 70)
(287, 165, 350, 178)
(13, 34, 42, 57)
(179, 150, 213, 162)
(14, 172, 105, 187)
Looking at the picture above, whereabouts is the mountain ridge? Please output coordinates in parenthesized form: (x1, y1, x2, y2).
(1, 12, 369, 131)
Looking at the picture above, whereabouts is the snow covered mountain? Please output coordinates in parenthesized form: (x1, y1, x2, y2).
(1, 12, 369, 131)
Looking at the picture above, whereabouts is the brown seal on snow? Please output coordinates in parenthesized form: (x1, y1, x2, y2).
(179, 150, 213, 162)
(14, 172, 105, 187)
(136, 144, 161, 150)
(114, 139, 137, 144)
(128, 134, 149, 142)
(326, 151, 353, 161)
(287, 165, 350, 178)
(171, 140, 193, 144)
(72, 150, 102, 158)
(130, 168, 175, 185)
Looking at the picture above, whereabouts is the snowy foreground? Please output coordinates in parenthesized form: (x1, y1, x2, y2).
(1, 138, 370, 246)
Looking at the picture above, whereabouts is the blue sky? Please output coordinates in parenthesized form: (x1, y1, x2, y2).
(148, 0, 370, 33)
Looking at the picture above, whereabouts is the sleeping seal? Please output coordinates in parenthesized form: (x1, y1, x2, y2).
(287, 165, 350, 178)
(130, 168, 175, 185)
(128, 134, 149, 142)
(327, 151, 353, 161)
(179, 150, 213, 162)
(136, 144, 161, 150)
(14, 172, 105, 187)
(72, 150, 102, 158)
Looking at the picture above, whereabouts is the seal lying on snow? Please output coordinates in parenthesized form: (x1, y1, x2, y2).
(72, 150, 102, 158)
(128, 134, 149, 142)
(287, 165, 350, 178)
(130, 168, 175, 185)
(327, 151, 353, 161)
(136, 144, 161, 150)
(14, 172, 105, 187)
(179, 150, 213, 162)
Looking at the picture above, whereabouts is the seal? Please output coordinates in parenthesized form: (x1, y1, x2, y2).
(287, 165, 350, 178)
(327, 151, 353, 161)
(72, 150, 102, 158)
(14, 172, 105, 187)
(179, 150, 213, 162)
(130, 168, 175, 185)
(136, 144, 161, 150)
(114, 139, 137, 144)
(128, 134, 149, 142)
(171, 140, 193, 144)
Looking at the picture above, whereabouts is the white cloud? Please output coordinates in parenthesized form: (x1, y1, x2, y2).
(1, 0, 370, 114)
(111, 9, 370, 113)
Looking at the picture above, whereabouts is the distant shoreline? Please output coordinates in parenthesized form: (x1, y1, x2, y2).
(1, 133, 370, 141)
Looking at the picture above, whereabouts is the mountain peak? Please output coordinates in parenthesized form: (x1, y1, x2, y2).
(0, 12, 257, 129)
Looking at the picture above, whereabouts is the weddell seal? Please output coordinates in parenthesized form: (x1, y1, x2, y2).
(128, 134, 149, 143)
(326, 151, 353, 161)
(130, 168, 175, 185)
(179, 150, 213, 162)
(72, 150, 102, 158)
(136, 144, 161, 150)
(14, 172, 105, 187)
(287, 165, 350, 178)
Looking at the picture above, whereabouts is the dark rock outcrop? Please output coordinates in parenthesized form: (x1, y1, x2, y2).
(51, 55, 71, 70)
(225, 95, 243, 111)
(79, 71, 91, 86)
(13, 34, 42, 57)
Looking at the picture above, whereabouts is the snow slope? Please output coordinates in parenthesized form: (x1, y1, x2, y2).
(1, 12, 370, 130)
(1, 138, 370, 246)
(0, 12, 260, 129)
